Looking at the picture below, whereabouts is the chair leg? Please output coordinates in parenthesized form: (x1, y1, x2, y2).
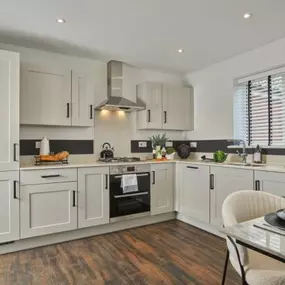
(221, 249, 229, 285)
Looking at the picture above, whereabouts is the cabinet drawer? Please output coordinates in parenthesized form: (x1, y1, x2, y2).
(20, 168, 77, 185)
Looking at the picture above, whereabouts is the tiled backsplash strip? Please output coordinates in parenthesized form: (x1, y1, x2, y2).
(20, 140, 94, 156)
(131, 139, 285, 156)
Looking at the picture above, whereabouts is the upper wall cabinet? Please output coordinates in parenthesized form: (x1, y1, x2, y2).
(71, 71, 95, 127)
(136, 82, 194, 131)
(137, 82, 163, 129)
(20, 62, 100, 127)
(20, 63, 72, 126)
(0, 50, 19, 171)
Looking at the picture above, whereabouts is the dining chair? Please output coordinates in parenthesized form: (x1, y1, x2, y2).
(221, 190, 285, 285)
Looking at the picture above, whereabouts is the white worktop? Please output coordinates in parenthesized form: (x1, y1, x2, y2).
(19, 158, 285, 173)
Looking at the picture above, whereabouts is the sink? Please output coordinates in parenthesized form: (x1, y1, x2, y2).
(224, 162, 265, 167)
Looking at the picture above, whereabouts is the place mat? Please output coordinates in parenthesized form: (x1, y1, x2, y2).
(264, 213, 285, 230)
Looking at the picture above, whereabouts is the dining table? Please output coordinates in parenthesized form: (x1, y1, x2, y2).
(221, 217, 285, 263)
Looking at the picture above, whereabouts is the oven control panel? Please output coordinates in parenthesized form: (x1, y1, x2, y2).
(110, 164, 151, 175)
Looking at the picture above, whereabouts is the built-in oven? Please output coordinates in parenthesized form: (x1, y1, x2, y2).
(109, 164, 150, 222)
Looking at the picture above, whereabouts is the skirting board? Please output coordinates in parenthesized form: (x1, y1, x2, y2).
(0, 212, 176, 255)
(176, 213, 225, 239)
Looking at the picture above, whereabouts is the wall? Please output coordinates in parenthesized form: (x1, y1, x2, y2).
(185, 36, 285, 140)
(0, 43, 186, 158)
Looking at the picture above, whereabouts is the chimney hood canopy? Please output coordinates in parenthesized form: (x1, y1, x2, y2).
(95, 60, 145, 112)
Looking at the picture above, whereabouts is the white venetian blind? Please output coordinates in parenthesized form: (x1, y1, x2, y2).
(270, 73, 285, 146)
(234, 68, 285, 147)
(249, 77, 269, 145)
(234, 83, 248, 142)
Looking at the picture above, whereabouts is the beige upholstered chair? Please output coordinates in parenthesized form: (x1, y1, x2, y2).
(222, 190, 285, 285)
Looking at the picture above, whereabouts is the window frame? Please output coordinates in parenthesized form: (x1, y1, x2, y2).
(234, 65, 285, 148)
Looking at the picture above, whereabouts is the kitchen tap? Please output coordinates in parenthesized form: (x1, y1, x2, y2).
(227, 139, 248, 164)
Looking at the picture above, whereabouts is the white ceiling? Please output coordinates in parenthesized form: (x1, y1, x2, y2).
(1, 0, 285, 74)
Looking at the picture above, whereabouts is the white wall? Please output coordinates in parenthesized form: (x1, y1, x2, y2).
(185, 36, 285, 140)
(0, 43, 186, 157)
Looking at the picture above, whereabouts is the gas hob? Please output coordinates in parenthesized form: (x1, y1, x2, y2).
(99, 157, 141, 163)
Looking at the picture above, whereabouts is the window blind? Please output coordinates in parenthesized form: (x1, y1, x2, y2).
(234, 70, 285, 147)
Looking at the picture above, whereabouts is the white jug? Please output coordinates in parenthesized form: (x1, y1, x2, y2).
(40, 136, 50, 155)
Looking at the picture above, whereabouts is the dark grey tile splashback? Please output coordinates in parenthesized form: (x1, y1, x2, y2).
(20, 140, 94, 156)
(131, 139, 285, 156)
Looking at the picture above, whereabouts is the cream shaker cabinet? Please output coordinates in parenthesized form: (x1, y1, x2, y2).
(162, 85, 194, 131)
(20, 63, 72, 126)
(136, 82, 163, 130)
(255, 170, 285, 197)
(20, 182, 78, 239)
(71, 71, 95, 127)
(20, 62, 99, 127)
(78, 167, 110, 228)
(210, 166, 254, 227)
(179, 164, 210, 223)
(137, 82, 194, 131)
(0, 171, 20, 243)
(151, 163, 174, 215)
(0, 50, 19, 171)
(20, 168, 78, 239)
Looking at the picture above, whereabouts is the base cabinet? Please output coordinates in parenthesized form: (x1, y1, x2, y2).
(20, 182, 78, 238)
(0, 171, 19, 243)
(255, 171, 285, 197)
(78, 167, 110, 228)
(180, 164, 210, 223)
(210, 167, 254, 227)
(151, 164, 174, 215)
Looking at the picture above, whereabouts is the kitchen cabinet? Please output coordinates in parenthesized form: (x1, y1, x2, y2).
(0, 50, 19, 171)
(20, 182, 77, 238)
(151, 163, 174, 215)
(137, 82, 163, 129)
(20, 63, 72, 126)
(0, 171, 20, 243)
(78, 167, 109, 228)
(255, 170, 285, 197)
(210, 166, 254, 227)
(162, 85, 194, 131)
(71, 71, 95, 127)
(137, 82, 193, 131)
(180, 164, 210, 223)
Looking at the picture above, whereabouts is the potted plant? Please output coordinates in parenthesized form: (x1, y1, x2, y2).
(149, 133, 169, 159)
(149, 133, 169, 147)
(166, 147, 176, 160)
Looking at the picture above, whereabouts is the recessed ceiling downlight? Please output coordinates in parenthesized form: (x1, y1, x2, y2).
(243, 13, 252, 19)
(56, 18, 66, 23)
(177, 49, 184, 53)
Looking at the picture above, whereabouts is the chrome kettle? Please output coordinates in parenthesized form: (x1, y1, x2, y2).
(100, 142, 114, 159)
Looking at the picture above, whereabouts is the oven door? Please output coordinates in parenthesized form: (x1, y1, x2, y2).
(110, 172, 150, 218)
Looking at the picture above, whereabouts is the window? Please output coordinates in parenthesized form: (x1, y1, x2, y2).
(234, 68, 285, 147)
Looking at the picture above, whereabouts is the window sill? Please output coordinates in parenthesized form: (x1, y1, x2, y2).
(228, 145, 285, 149)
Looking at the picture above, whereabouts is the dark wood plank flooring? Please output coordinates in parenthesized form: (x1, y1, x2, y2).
(0, 220, 240, 285)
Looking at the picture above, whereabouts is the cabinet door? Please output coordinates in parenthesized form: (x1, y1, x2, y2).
(78, 167, 109, 228)
(20, 182, 77, 238)
(180, 164, 210, 223)
(137, 82, 163, 129)
(151, 164, 174, 215)
(20, 63, 71, 126)
(210, 166, 254, 227)
(255, 171, 285, 197)
(0, 171, 19, 243)
(71, 71, 95, 127)
(0, 50, 19, 171)
(162, 85, 193, 131)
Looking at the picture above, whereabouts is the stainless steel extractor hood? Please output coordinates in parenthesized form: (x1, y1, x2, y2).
(95, 60, 145, 112)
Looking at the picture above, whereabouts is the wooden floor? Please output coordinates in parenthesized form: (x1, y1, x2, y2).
(0, 220, 240, 285)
